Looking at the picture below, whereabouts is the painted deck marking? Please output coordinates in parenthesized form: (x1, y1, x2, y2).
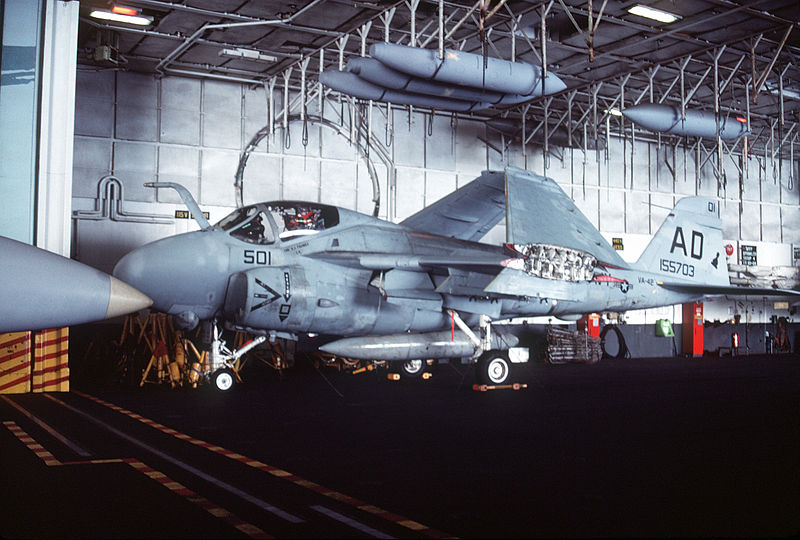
(45, 394, 303, 524)
(76, 391, 456, 539)
(2, 420, 270, 539)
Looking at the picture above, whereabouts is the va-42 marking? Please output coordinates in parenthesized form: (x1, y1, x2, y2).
(660, 258, 695, 277)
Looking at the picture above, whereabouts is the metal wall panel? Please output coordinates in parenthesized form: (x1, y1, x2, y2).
(600, 190, 626, 232)
(454, 120, 487, 174)
(162, 76, 200, 109)
(573, 186, 599, 229)
(241, 152, 282, 205)
(117, 71, 157, 109)
(282, 155, 321, 201)
(719, 200, 740, 240)
(424, 170, 457, 207)
(74, 96, 114, 138)
(739, 201, 760, 241)
(761, 202, 782, 242)
(243, 85, 267, 125)
(649, 193, 674, 234)
(695, 169, 718, 197)
(73, 70, 114, 137)
(629, 141, 650, 192)
(203, 110, 241, 150)
(741, 158, 761, 201)
(203, 79, 240, 112)
(158, 146, 199, 204)
(321, 160, 357, 209)
(393, 167, 425, 221)
(199, 148, 238, 206)
(624, 190, 649, 235)
(760, 170, 782, 204)
(392, 110, 425, 167)
(425, 114, 456, 171)
(116, 104, 158, 142)
(113, 142, 157, 202)
(202, 80, 242, 150)
(72, 138, 112, 198)
(161, 107, 200, 146)
(356, 160, 387, 219)
(782, 206, 799, 244)
(605, 142, 626, 190)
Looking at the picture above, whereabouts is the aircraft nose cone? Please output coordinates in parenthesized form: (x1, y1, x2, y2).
(113, 231, 229, 318)
(107, 276, 153, 319)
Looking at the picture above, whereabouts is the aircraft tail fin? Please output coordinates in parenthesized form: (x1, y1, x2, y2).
(635, 197, 729, 286)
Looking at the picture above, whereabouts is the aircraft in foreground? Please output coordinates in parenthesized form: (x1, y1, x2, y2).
(0, 236, 152, 333)
(113, 168, 798, 390)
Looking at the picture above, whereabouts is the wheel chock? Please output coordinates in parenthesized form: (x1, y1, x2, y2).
(472, 383, 527, 392)
(422, 372, 433, 380)
(387, 373, 401, 381)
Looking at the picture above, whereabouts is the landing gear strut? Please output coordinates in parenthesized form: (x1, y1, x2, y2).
(207, 322, 268, 391)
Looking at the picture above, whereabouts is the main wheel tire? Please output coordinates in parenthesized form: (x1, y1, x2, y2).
(212, 368, 235, 392)
(398, 359, 425, 378)
(477, 352, 512, 385)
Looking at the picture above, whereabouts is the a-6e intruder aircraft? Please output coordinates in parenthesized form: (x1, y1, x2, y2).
(114, 167, 798, 390)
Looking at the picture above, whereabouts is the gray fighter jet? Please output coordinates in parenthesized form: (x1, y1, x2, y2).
(114, 168, 798, 390)
(0, 236, 152, 333)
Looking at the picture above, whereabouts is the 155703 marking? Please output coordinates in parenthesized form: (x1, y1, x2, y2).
(660, 258, 694, 277)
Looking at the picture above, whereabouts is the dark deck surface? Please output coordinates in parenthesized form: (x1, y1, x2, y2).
(2, 353, 799, 538)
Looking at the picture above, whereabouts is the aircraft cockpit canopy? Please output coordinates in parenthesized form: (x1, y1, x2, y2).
(217, 202, 339, 244)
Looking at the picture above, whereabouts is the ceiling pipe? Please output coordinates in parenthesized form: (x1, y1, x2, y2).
(154, 0, 327, 76)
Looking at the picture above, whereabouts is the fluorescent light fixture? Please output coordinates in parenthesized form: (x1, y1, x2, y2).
(627, 4, 681, 23)
(89, 7, 153, 26)
(219, 47, 277, 63)
(606, 108, 623, 117)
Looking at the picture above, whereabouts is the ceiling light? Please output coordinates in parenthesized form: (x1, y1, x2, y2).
(606, 108, 623, 117)
(627, 4, 681, 23)
(111, 5, 138, 16)
(219, 48, 277, 63)
(89, 6, 153, 26)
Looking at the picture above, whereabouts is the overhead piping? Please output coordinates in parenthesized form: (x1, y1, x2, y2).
(155, 0, 326, 76)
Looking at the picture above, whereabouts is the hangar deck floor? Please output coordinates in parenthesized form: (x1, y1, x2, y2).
(2, 353, 798, 538)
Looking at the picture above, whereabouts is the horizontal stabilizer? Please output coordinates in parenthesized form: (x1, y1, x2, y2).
(658, 282, 800, 297)
(504, 167, 628, 268)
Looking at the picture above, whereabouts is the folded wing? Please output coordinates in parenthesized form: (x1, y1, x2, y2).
(401, 170, 506, 242)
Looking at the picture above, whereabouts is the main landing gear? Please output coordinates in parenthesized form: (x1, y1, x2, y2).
(476, 351, 512, 385)
(450, 311, 529, 386)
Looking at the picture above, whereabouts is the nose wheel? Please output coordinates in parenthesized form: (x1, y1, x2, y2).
(212, 368, 235, 392)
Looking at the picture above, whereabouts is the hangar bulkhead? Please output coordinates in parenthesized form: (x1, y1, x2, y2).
(0, 1, 799, 537)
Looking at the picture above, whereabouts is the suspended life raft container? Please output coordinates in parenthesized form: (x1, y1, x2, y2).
(371, 42, 537, 95)
(622, 103, 749, 140)
(320, 43, 566, 112)
(347, 56, 565, 107)
(319, 70, 490, 112)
